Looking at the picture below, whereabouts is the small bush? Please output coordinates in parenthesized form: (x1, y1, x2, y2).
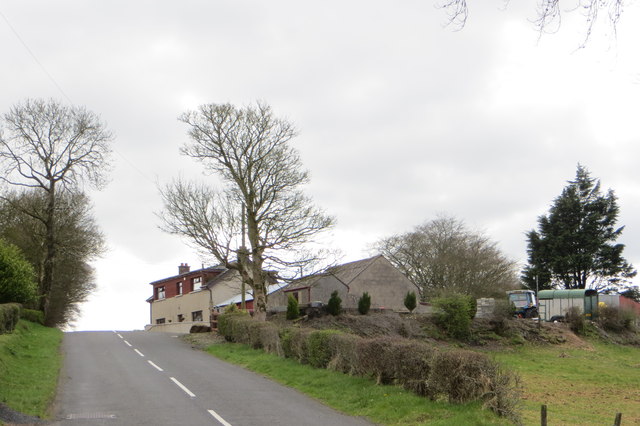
(433, 294, 473, 339)
(21, 309, 44, 325)
(430, 350, 497, 403)
(327, 291, 342, 316)
(217, 311, 250, 341)
(286, 294, 300, 320)
(325, 332, 361, 374)
(0, 303, 21, 334)
(357, 292, 371, 315)
(565, 306, 588, 335)
(281, 327, 312, 363)
(490, 299, 514, 336)
(356, 336, 436, 395)
(598, 305, 636, 332)
(404, 291, 417, 312)
(307, 329, 343, 368)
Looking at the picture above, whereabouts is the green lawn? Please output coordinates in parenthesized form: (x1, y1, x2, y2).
(0, 320, 63, 418)
(206, 343, 512, 426)
(493, 342, 640, 425)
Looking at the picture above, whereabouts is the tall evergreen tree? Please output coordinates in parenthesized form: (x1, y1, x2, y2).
(522, 165, 636, 291)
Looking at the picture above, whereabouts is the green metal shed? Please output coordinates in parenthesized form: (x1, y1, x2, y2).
(538, 289, 598, 320)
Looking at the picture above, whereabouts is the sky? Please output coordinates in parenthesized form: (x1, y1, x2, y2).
(1, 1, 639, 331)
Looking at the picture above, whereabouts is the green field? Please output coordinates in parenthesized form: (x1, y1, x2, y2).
(493, 342, 640, 425)
(0, 320, 63, 418)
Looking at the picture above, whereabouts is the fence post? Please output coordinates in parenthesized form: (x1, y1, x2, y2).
(541, 404, 547, 426)
(614, 413, 622, 426)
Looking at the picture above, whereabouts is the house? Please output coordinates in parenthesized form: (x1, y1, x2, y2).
(268, 255, 419, 312)
(146, 263, 243, 333)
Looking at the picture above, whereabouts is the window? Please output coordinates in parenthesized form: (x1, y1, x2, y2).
(192, 276, 202, 292)
(156, 318, 165, 324)
(192, 310, 203, 322)
(157, 286, 165, 300)
(177, 314, 184, 322)
(177, 282, 183, 295)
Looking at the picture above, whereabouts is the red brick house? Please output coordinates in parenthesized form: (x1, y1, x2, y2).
(146, 263, 243, 332)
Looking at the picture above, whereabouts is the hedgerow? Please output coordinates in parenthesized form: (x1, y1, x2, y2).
(216, 312, 520, 420)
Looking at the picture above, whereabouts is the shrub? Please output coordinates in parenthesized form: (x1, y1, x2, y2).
(565, 306, 588, 335)
(430, 350, 495, 403)
(433, 294, 473, 339)
(217, 311, 250, 341)
(307, 329, 343, 368)
(0, 303, 22, 334)
(327, 291, 342, 316)
(404, 291, 417, 312)
(21, 309, 44, 325)
(598, 305, 636, 332)
(325, 332, 361, 374)
(357, 292, 371, 315)
(281, 327, 312, 363)
(490, 299, 514, 336)
(0, 240, 37, 305)
(286, 294, 300, 320)
(356, 336, 436, 395)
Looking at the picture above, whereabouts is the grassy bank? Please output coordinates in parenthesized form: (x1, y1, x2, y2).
(206, 343, 511, 426)
(494, 342, 640, 425)
(0, 320, 63, 418)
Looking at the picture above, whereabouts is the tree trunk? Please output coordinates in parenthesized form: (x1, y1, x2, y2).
(41, 184, 56, 325)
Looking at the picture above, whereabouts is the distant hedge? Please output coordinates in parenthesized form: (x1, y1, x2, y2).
(0, 303, 22, 334)
(217, 313, 520, 420)
(20, 309, 45, 325)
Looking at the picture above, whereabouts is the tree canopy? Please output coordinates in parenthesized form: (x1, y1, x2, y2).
(0, 190, 105, 326)
(374, 216, 519, 300)
(160, 102, 334, 320)
(522, 165, 636, 291)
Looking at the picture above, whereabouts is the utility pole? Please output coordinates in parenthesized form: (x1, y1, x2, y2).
(240, 203, 247, 311)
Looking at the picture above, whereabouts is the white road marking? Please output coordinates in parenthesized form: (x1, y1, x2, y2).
(170, 377, 196, 398)
(208, 409, 232, 426)
(134, 349, 145, 357)
(116, 334, 123, 339)
(148, 360, 163, 371)
(124, 340, 132, 347)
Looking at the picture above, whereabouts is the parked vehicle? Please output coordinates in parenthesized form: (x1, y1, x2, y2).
(537, 289, 598, 322)
(506, 290, 539, 318)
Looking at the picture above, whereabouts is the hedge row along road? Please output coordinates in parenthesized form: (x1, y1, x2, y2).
(56, 331, 372, 426)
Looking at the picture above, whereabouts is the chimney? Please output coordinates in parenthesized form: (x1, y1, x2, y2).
(178, 263, 190, 275)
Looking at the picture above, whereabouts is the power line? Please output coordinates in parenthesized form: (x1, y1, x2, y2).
(0, 7, 156, 185)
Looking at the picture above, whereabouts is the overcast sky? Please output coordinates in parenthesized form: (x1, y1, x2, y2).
(1, 1, 639, 331)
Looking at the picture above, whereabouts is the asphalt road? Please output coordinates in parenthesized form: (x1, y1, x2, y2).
(53, 331, 372, 426)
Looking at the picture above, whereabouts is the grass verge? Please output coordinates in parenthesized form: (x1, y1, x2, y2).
(0, 320, 63, 418)
(206, 343, 511, 426)
(494, 342, 640, 425)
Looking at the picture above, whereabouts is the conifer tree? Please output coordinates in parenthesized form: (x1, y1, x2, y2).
(522, 165, 636, 291)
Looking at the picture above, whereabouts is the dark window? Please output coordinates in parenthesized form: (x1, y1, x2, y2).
(177, 314, 184, 322)
(192, 310, 203, 322)
(156, 318, 165, 324)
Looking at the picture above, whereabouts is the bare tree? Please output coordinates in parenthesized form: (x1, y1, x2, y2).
(159, 102, 334, 321)
(374, 216, 520, 300)
(0, 99, 112, 322)
(440, 0, 624, 45)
